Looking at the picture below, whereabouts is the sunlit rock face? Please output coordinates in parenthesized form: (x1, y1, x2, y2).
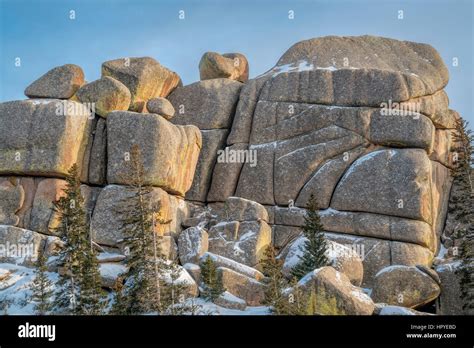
(205, 36, 457, 285)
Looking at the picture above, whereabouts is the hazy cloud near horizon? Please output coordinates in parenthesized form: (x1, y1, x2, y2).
(1, 0, 472, 124)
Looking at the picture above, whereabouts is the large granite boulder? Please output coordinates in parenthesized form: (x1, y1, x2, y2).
(217, 266, 265, 306)
(146, 97, 175, 120)
(199, 252, 264, 281)
(90, 185, 187, 246)
(199, 52, 249, 82)
(270, 35, 448, 105)
(25, 64, 84, 99)
(102, 57, 181, 112)
(0, 180, 24, 226)
(76, 76, 131, 117)
(106, 111, 202, 196)
(0, 100, 93, 178)
(371, 265, 441, 308)
(28, 178, 67, 235)
(208, 220, 271, 267)
(177, 226, 208, 264)
(296, 266, 374, 315)
(331, 149, 433, 223)
(168, 79, 242, 129)
(0, 177, 77, 234)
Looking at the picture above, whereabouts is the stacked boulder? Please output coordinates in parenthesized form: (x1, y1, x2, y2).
(0, 36, 464, 314)
(168, 52, 246, 202)
(201, 36, 457, 290)
(0, 57, 200, 290)
(177, 196, 270, 308)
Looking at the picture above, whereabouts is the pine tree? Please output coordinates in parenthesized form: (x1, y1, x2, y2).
(200, 256, 225, 301)
(451, 118, 474, 311)
(112, 144, 167, 314)
(78, 234, 108, 315)
(53, 164, 88, 314)
(291, 194, 329, 280)
(261, 245, 290, 315)
(31, 251, 54, 315)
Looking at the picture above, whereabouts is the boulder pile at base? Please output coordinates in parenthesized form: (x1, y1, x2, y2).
(0, 35, 468, 315)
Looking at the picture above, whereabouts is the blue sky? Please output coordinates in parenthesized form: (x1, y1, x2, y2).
(1, 0, 473, 124)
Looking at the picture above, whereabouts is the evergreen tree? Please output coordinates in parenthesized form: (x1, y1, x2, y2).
(31, 251, 53, 315)
(291, 194, 329, 280)
(52, 163, 106, 314)
(78, 234, 108, 315)
(261, 245, 290, 315)
(451, 118, 474, 310)
(112, 144, 167, 314)
(200, 256, 225, 301)
(53, 164, 88, 314)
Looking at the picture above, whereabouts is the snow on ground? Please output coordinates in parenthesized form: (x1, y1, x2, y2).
(378, 305, 417, 316)
(0, 263, 58, 315)
(0, 261, 270, 316)
(97, 252, 126, 263)
(187, 298, 270, 316)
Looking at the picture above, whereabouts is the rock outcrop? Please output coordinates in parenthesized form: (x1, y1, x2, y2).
(202, 35, 456, 287)
(0, 35, 464, 315)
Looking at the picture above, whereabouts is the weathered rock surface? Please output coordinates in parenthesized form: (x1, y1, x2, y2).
(208, 220, 271, 267)
(162, 262, 199, 298)
(87, 118, 107, 185)
(107, 111, 202, 196)
(199, 52, 249, 82)
(214, 291, 247, 310)
(183, 263, 201, 284)
(205, 37, 454, 292)
(207, 143, 248, 202)
(296, 266, 374, 315)
(102, 57, 181, 112)
(0, 225, 60, 266)
(0, 100, 93, 178)
(146, 97, 175, 119)
(90, 185, 187, 246)
(76, 76, 131, 117)
(371, 265, 441, 308)
(25, 64, 84, 99)
(331, 149, 432, 223)
(177, 227, 208, 264)
(0, 177, 76, 236)
(271, 35, 448, 105)
(184, 129, 227, 201)
(324, 232, 434, 287)
(0, 180, 24, 226)
(200, 252, 264, 281)
(217, 266, 265, 306)
(168, 79, 242, 129)
(29, 179, 67, 235)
